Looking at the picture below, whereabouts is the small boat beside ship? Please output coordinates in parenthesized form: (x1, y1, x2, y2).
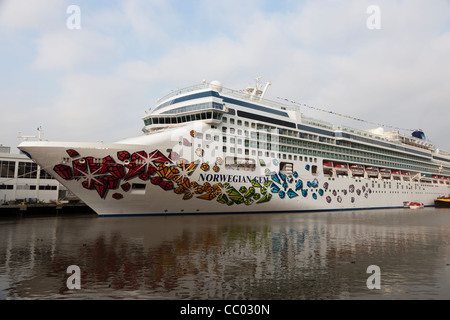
(434, 197, 450, 208)
(409, 202, 424, 209)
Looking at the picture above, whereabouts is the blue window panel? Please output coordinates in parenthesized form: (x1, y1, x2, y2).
(237, 110, 296, 129)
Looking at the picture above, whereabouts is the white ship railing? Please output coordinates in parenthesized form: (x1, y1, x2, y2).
(155, 82, 298, 112)
(156, 83, 211, 104)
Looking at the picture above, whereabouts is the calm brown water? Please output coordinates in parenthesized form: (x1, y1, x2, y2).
(1, 208, 450, 300)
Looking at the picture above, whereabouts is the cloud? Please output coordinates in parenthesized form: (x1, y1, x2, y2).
(33, 30, 116, 70)
(0, 0, 66, 31)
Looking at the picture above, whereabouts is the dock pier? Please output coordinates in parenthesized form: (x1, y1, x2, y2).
(0, 202, 95, 216)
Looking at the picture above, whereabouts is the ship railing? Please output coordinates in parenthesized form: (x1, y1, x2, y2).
(155, 82, 298, 113)
(301, 116, 334, 130)
(156, 83, 211, 104)
(338, 125, 403, 145)
(220, 86, 298, 111)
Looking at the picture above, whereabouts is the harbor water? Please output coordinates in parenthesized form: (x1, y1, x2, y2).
(1, 207, 450, 300)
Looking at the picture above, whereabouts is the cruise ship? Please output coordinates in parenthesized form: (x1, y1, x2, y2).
(18, 79, 450, 216)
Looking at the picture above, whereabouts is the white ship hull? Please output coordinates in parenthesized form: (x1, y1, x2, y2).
(19, 126, 449, 216)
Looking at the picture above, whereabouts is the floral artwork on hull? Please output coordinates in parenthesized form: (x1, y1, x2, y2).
(53, 145, 371, 208)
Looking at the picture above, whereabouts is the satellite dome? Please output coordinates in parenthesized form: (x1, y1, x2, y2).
(209, 80, 223, 93)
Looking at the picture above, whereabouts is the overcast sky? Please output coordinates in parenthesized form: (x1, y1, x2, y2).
(1, 0, 450, 153)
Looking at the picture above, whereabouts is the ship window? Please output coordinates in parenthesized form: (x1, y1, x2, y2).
(223, 117, 227, 123)
(131, 183, 146, 195)
(230, 118, 235, 124)
(280, 162, 293, 175)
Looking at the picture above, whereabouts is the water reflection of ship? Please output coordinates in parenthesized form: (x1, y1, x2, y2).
(1, 211, 449, 299)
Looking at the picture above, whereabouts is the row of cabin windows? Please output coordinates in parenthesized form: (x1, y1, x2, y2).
(222, 117, 435, 174)
(220, 119, 447, 176)
(220, 134, 444, 176)
(223, 117, 250, 127)
(223, 113, 445, 175)
(220, 145, 317, 162)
